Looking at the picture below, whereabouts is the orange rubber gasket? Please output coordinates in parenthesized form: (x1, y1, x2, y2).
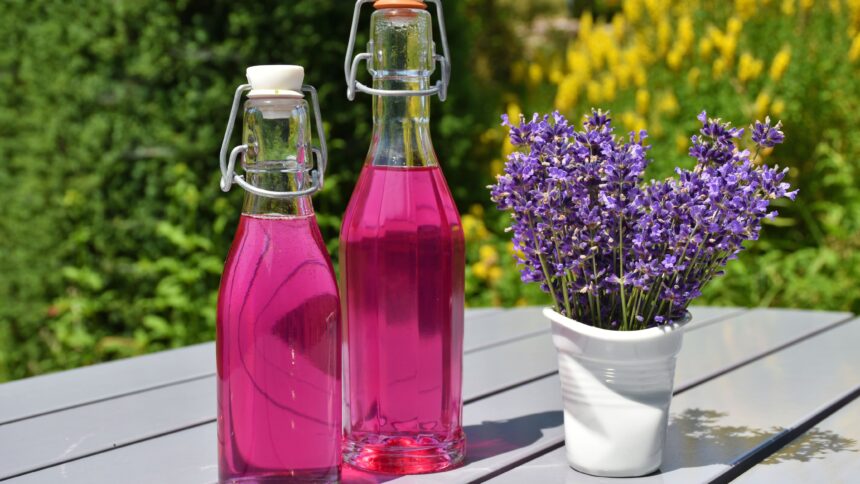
(374, 0, 427, 9)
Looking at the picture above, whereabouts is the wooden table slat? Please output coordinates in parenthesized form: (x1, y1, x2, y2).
(0, 343, 214, 426)
(488, 318, 860, 484)
(6, 308, 847, 483)
(735, 393, 860, 483)
(0, 308, 506, 428)
(0, 308, 548, 480)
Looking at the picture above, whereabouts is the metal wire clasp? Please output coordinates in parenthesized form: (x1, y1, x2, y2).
(344, 0, 451, 101)
(218, 84, 329, 199)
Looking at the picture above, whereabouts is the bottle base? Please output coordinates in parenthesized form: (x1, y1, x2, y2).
(220, 467, 339, 483)
(343, 431, 466, 475)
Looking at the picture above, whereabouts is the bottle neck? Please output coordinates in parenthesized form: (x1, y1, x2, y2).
(241, 171, 315, 217)
(369, 77, 436, 167)
(240, 97, 315, 217)
(365, 8, 437, 168)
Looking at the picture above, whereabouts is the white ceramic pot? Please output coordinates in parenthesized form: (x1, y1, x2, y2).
(544, 307, 690, 477)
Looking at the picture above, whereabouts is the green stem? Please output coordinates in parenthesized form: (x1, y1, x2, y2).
(527, 214, 561, 312)
(618, 217, 628, 329)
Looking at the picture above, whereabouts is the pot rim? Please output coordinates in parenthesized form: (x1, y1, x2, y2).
(543, 307, 692, 342)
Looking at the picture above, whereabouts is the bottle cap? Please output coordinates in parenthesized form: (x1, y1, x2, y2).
(246, 65, 305, 98)
(374, 0, 427, 9)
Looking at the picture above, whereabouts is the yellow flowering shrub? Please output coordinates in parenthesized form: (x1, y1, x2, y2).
(472, 0, 860, 315)
(770, 47, 792, 80)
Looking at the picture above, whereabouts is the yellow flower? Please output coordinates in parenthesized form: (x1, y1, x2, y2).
(462, 215, 488, 242)
(633, 116, 648, 136)
(800, 0, 814, 11)
(687, 67, 701, 88)
(480, 128, 501, 144)
(549, 61, 564, 85)
(754, 91, 772, 119)
(675, 134, 689, 154)
(511, 61, 526, 83)
(586, 80, 603, 104)
(580, 11, 594, 40)
(738, 52, 764, 83)
(656, 91, 680, 116)
(727, 17, 744, 36)
(713, 57, 728, 78)
(566, 48, 591, 79)
(490, 159, 504, 176)
(555, 75, 581, 113)
(667, 48, 684, 71)
(612, 14, 627, 41)
(633, 66, 648, 87)
(850, 34, 860, 62)
(528, 63, 543, 85)
(488, 267, 503, 284)
(829, 0, 842, 13)
(678, 16, 695, 52)
(469, 204, 485, 218)
(621, 111, 636, 130)
(782, 0, 796, 15)
(771, 99, 786, 117)
(506, 102, 522, 124)
(636, 89, 650, 115)
(700, 37, 714, 59)
(735, 0, 757, 19)
(621, 111, 647, 135)
(770, 48, 791, 81)
(602, 75, 617, 102)
(657, 18, 672, 56)
(502, 138, 516, 157)
(472, 262, 489, 280)
(614, 63, 633, 88)
(479, 245, 499, 265)
(718, 36, 738, 64)
(624, 0, 644, 23)
(605, 42, 621, 68)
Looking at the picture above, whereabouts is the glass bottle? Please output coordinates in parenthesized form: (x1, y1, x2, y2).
(216, 66, 340, 483)
(341, 0, 465, 474)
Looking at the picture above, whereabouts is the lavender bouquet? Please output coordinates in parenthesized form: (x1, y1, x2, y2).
(490, 110, 797, 331)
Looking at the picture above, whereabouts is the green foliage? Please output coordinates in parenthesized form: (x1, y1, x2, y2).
(478, 1, 860, 318)
(0, 0, 512, 381)
(3, 0, 858, 382)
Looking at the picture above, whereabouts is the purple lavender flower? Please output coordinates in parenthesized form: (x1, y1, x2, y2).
(752, 117, 785, 148)
(490, 109, 797, 331)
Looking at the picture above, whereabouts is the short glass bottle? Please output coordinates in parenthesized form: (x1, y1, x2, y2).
(217, 68, 341, 483)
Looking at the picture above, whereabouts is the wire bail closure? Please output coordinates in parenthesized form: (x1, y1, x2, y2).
(344, 0, 451, 101)
(218, 83, 328, 199)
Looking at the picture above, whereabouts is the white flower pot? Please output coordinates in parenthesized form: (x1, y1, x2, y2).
(544, 307, 690, 477)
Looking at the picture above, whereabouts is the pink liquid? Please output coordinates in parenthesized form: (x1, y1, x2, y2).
(217, 214, 341, 483)
(340, 165, 466, 474)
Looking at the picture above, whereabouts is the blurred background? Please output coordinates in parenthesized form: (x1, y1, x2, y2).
(1, 0, 859, 382)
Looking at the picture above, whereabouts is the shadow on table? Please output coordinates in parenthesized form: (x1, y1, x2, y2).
(464, 410, 564, 463)
(659, 408, 858, 473)
(342, 466, 397, 484)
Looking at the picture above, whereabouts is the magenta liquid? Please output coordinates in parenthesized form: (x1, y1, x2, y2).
(217, 214, 341, 483)
(340, 165, 466, 473)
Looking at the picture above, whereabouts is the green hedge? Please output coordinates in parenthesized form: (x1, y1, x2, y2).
(0, 0, 515, 381)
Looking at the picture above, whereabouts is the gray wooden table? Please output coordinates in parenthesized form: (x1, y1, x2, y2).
(1, 307, 858, 483)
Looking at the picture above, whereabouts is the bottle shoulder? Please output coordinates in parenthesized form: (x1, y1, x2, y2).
(340, 164, 463, 241)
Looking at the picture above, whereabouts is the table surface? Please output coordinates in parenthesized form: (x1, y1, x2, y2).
(1, 307, 858, 484)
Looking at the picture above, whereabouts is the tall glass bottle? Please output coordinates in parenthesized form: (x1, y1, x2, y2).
(216, 66, 340, 483)
(341, 0, 465, 474)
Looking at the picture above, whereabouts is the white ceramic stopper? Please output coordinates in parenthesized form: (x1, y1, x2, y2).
(246, 65, 304, 98)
